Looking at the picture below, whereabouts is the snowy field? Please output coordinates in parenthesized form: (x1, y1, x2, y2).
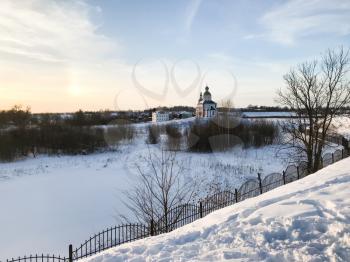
(0, 139, 286, 259)
(242, 111, 296, 118)
(82, 157, 350, 262)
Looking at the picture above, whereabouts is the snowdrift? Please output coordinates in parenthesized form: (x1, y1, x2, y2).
(82, 158, 350, 262)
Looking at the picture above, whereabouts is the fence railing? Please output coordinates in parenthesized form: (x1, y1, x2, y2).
(3, 147, 348, 262)
(5, 255, 67, 262)
(71, 224, 149, 260)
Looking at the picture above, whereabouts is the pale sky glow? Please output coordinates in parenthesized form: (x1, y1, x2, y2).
(0, 0, 349, 113)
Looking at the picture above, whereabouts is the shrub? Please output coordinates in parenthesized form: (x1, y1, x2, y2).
(146, 125, 160, 144)
(165, 123, 182, 151)
(104, 123, 135, 146)
(185, 119, 278, 152)
(250, 120, 278, 147)
(0, 131, 18, 161)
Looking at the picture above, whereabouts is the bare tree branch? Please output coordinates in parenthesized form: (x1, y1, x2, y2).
(276, 47, 350, 172)
(121, 147, 200, 226)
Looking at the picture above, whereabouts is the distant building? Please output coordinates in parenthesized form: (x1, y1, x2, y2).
(179, 111, 193, 119)
(196, 86, 217, 118)
(152, 111, 170, 122)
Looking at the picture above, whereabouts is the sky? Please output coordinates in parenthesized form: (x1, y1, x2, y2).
(0, 0, 349, 113)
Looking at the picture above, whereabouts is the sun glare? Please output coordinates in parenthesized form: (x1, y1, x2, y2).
(68, 86, 82, 96)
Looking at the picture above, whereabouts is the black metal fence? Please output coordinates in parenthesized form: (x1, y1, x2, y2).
(3, 148, 348, 262)
(6, 255, 67, 262)
(71, 224, 149, 260)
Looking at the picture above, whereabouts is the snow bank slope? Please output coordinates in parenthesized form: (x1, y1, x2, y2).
(83, 158, 350, 262)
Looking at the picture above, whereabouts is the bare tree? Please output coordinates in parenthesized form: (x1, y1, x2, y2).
(277, 47, 350, 172)
(122, 148, 199, 228)
(9, 105, 31, 129)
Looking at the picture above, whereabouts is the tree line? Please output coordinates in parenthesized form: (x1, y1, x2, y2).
(0, 106, 137, 162)
(146, 118, 279, 152)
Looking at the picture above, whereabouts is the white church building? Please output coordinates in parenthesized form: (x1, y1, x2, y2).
(196, 86, 217, 118)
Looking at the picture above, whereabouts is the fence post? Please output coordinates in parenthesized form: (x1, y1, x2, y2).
(199, 201, 203, 218)
(332, 153, 334, 163)
(69, 244, 73, 262)
(257, 173, 263, 194)
(235, 188, 238, 203)
(321, 157, 323, 168)
(297, 166, 300, 180)
(342, 148, 344, 159)
(150, 219, 154, 236)
(282, 171, 286, 185)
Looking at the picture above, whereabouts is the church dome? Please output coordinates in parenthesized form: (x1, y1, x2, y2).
(203, 86, 211, 95)
(203, 86, 212, 101)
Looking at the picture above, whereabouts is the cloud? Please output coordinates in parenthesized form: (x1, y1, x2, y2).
(0, 0, 126, 112)
(0, 0, 117, 64)
(259, 0, 350, 45)
(184, 0, 202, 34)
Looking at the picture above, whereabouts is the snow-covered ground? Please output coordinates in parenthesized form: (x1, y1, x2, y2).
(0, 116, 348, 260)
(82, 157, 350, 262)
(0, 139, 286, 259)
(331, 116, 350, 140)
(0, 152, 131, 259)
(242, 111, 297, 118)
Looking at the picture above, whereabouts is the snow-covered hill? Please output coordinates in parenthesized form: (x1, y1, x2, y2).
(82, 158, 350, 262)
